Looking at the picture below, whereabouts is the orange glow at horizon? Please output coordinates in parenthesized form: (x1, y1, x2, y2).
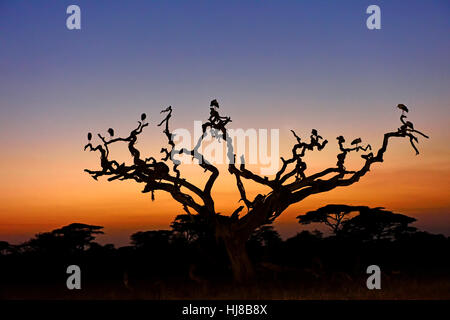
(1, 121, 449, 246)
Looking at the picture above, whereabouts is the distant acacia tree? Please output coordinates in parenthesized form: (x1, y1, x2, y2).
(340, 208, 417, 241)
(84, 100, 428, 282)
(297, 204, 362, 235)
(297, 205, 417, 240)
(23, 223, 104, 255)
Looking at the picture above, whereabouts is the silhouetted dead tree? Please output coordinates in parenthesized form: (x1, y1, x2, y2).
(84, 101, 428, 282)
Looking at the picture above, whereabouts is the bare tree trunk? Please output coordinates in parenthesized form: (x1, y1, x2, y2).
(221, 233, 255, 283)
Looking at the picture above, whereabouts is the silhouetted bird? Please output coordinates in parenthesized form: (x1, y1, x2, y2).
(351, 138, 362, 146)
(160, 106, 172, 114)
(87, 132, 92, 141)
(108, 128, 114, 137)
(397, 104, 409, 114)
(311, 129, 323, 140)
(141, 113, 147, 121)
(337, 136, 345, 143)
(405, 121, 414, 129)
(210, 99, 219, 109)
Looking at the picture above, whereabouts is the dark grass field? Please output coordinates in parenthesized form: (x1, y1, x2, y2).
(2, 274, 449, 300)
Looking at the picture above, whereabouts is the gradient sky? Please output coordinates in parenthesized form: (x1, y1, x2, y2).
(0, 0, 449, 245)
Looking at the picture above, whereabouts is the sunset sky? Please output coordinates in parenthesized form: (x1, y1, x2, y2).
(0, 1, 449, 245)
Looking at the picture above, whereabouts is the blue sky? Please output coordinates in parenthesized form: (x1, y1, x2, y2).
(1, 1, 448, 122)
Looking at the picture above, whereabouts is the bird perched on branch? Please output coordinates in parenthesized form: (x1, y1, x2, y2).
(397, 104, 409, 114)
(311, 129, 323, 140)
(210, 99, 219, 109)
(351, 138, 362, 147)
(108, 128, 114, 137)
(405, 121, 414, 129)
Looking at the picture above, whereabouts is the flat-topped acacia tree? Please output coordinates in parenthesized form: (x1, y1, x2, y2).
(84, 101, 428, 282)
